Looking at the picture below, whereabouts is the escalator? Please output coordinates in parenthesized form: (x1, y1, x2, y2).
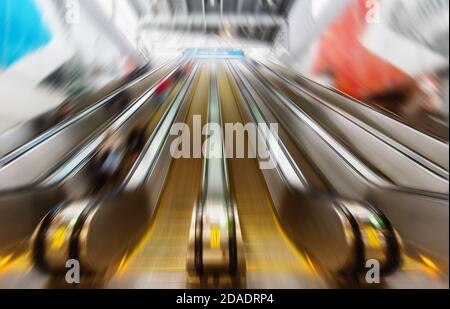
(0, 62, 188, 265)
(111, 60, 403, 288)
(108, 64, 209, 288)
(0, 58, 180, 190)
(109, 61, 327, 288)
(0, 60, 197, 287)
(0, 55, 446, 289)
(217, 63, 326, 288)
(227, 59, 448, 288)
(0, 61, 159, 159)
(252, 58, 449, 173)
(242, 60, 448, 194)
(254, 58, 449, 143)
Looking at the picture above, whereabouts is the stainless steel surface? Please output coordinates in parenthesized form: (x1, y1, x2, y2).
(0, 56, 446, 289)
(0, 60, 172, 160)
(108, 64, 209, 288)
(229, 60, 449, 268)
(32, 62, 200, 274)
(79, 190, 153, 273)
(249, 59, 449, 189)
(187, 62, 245, 277)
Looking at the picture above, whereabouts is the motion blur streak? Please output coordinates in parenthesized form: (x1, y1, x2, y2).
(0, 0, 448, 289)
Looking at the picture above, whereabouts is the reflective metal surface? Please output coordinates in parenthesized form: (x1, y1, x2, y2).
(0, 57, 447, 290)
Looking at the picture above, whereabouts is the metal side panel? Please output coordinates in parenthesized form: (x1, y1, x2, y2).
(77, 62, 201, 273)
(258, 59, 449, 170)
(243, 60, 449, 270)
(0, 61, 178, 190)
(247, 60, 448, 192)
(0, 186, 64, 254)
(225, 61, 356, 274)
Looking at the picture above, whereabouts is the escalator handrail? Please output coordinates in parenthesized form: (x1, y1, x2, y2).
(32, 203, 65, 273)
(218, 63, 239, 276)
(194, 63, 238, 275)
(257, 58, 449, 143)
(249, 59, 448, 180)
(0, 58, 177, 167)
(123, 62, 200, 190)
(0, 61, 188, 194)
(236, 60, 449, 200)
(226, 60, 311, 192)
(42, 62, 189, 187)
(217, 70, 238, 276)
(34, 62, 199, 273)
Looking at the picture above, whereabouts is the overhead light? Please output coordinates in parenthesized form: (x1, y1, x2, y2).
(210, 0, 216, 7)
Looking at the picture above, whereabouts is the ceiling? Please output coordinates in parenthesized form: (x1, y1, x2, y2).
(131, 0, 293, 43)
(131, 0, 291, 16)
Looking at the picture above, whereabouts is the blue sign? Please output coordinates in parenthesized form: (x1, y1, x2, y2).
(184, 49, 244, 58)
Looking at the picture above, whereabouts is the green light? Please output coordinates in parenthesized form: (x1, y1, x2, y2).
(369, 215, 383, 229)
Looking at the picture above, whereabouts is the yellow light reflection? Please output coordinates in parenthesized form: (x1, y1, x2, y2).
(210, 225, 221, 249)
(50, 226, 68, 251)
(0, 254, 13, 268)
(0, 253, 31, 274)
(402, 254, 440, 278)
(363, 226, 382, 249)
(419, 255, 438, 271)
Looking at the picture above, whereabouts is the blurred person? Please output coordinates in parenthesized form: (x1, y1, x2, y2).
(367, 0, 449, 122)
(172, 66, 183, 82)
(127, 62, 152, 81)
(54, 100, 76, 122)
(313, 0, 414, 100)
(126, 123, 148, 162)
(92, 130, 127, 191)
(405, 74, 445, 116)
(182, 60, 193, 78)
(115, 89, 132, 111)
(154, 77, 172, 106)
(172, 61, 192, 83)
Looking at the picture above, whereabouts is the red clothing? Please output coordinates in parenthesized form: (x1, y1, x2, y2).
(156, 78, 171, 95)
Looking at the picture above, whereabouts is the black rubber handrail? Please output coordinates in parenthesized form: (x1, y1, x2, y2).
(194, 65, 238, 275)
(32, 203, 65, 273)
